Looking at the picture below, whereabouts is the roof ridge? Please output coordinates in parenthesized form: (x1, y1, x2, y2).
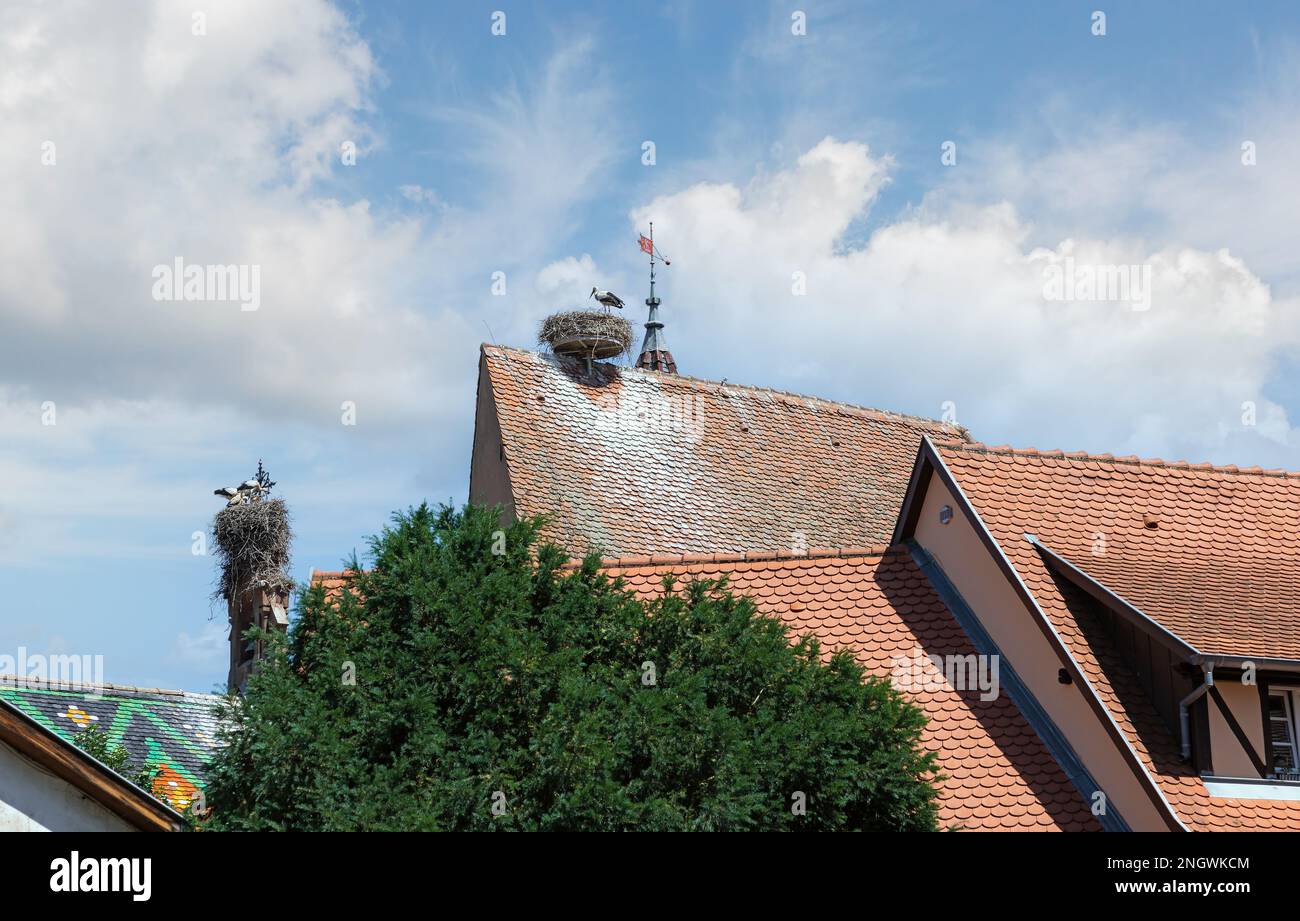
(943, 441, 1300, 479)
(0, 674, 223, 701)
(582, 544, 906, 570)
(482, 343, 967, 435)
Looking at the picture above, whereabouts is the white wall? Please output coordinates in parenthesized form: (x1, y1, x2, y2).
(1209, 681, 1267, 778)
(0, 739, 135, 832)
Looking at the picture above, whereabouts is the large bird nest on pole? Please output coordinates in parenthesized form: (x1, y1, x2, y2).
(211, 497, 294, 602)
(538, 309, 633, 360)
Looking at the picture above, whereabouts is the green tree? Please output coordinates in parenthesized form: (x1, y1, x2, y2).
(73, 725, 161, 796)
(205, 503, 939, 831)
(74, 725, 203, 828)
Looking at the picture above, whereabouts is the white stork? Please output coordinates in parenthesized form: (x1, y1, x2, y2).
(214, 486, 243, 507)
(589, 287, 625, 310)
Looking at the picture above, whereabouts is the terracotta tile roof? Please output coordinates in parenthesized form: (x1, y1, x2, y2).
(480, 344, 967, 557)
(937, 442, 1300, 660)
(1053, 580, 1300, 831)
(311, 569, 358, 605)
(636, 348, 676, 374)
(936, 442, 1300, 830)
(603, 547, 1100, 831)
(0, 675, 222, 812)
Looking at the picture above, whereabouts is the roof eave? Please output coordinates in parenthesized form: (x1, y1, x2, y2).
(1024, 535, 1202, 662)
(1026, 536, 1300, 671)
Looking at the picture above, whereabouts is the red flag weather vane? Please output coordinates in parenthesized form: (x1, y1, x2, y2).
(640, 222, 670, 306)
(639, 225, 669, 265)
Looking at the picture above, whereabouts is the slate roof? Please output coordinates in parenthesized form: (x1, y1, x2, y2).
(603, 547, 1101, 831)
(479, 344, 967, 557)
(936, 441, 1300, 831)
(0, 675, 222, 812)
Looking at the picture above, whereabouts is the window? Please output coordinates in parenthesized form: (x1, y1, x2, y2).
(1268, 689, 1300, 779)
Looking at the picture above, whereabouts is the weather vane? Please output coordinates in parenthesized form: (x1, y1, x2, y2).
(639, 222, 670, 307)
(253, 459, 275, 492)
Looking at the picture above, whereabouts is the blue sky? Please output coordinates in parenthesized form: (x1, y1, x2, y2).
(3, 0, 1300, 693)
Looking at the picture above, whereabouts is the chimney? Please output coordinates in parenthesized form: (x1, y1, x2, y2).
(636, 297, 676, 374)
(227, 582, 291, 692)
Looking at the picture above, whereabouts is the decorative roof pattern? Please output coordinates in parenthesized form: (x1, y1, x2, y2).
(603, 547, 1100, 831)
(481, 344, 966, 557)
(937, 442, 1300, 831)
(0, 676, 222, 812)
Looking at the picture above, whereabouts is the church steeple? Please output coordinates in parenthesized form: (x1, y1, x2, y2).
(635, 222, 677, 374)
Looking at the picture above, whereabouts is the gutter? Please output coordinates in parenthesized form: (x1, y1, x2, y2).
(1197, 653, 1300, 670)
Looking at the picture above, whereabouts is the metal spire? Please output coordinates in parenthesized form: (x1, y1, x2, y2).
(636, 222, 677, 374)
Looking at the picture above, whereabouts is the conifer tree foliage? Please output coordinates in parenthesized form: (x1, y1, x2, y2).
(205, 504, 938, 831)
(74, 725, 161, 796)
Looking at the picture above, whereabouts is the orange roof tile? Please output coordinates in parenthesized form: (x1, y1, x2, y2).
(480, 345, 966, 557)
(938, 442, 1300, 660)
(936, 441, 1300, 831)
(310, 569, 358, 605)
(605, 547, 1100, 831)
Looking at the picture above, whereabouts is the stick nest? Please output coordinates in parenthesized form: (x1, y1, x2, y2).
(212, 498, 294, 601)
(538, 310, 634, 356)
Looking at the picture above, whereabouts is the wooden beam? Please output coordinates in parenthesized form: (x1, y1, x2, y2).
(1208, 685, 1268, 777)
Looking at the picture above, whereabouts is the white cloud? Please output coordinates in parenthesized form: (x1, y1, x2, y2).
(0, 2, 620, 438)
(399, 184, 444, 208)
(634, 136, 1300, 466)
(170, 622, 228, 670)
(536, 254, 598, 296)
(0, 2, 627, 566)
(926, 50, 1300, 292)
(0, 0, 447, 427)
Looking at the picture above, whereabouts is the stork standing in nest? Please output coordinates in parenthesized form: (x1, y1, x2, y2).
(214, 460, 277, 507)
(589, 287, 625, 312)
